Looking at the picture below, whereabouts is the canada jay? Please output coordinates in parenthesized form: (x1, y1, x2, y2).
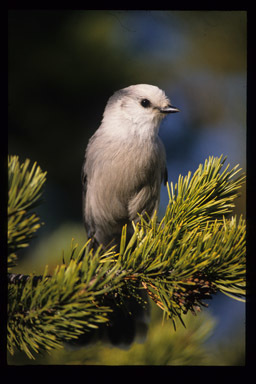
(81, 84, 179, 347)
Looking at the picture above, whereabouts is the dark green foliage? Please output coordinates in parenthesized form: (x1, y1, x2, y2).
(8, 156, 47, 269)
(7, 155, 246, 359)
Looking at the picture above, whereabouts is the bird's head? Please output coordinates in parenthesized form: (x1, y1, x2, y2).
(101, 84, 179, 140)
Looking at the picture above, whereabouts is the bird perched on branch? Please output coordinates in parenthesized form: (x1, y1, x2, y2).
(81, 84, 179, 347)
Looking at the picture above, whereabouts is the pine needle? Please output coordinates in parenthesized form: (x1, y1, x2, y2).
(7, 155, 246, 358)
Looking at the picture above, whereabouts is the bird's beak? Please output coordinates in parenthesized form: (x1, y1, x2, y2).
(160, 105, 180, 114)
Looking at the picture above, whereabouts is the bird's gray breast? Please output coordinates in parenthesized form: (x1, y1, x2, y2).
(83, 133, 166, 245)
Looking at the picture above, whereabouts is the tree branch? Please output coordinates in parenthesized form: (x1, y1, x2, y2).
(7, 155, 246, 359)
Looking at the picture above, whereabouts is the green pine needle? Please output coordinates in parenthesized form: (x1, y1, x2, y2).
(8, 156, 47, 269)
(7, 155, 246, 359)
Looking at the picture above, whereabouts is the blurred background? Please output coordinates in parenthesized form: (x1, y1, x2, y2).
(8, 10, 246, 365)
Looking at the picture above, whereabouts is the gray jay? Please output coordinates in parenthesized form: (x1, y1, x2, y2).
(81, 84, 179, 347)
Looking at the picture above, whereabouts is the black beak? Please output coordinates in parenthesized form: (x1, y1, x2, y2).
(160, 105, 180, 114)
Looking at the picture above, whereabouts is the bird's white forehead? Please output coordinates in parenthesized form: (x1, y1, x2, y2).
(106, 84, 169, 109)
(123, 84, 169, 104)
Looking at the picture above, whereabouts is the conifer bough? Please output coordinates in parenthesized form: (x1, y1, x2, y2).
(8, 156, 47, 269)
(7, 155, 246, 359)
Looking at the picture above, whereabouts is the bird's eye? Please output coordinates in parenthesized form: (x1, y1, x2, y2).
(140, 99, 151, 108)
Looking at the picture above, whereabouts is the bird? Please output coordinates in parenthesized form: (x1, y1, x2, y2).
(81, 84, 179, 347)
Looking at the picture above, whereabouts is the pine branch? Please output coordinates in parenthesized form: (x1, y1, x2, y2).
(7, 241, 128, 359)
(7, 155, 246, 359)
(8, 156, 47, 269)
(165, 155, 245, 232)
(106, 212, 245, 327)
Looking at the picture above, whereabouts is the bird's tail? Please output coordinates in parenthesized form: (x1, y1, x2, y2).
(67, 288, 150, 349)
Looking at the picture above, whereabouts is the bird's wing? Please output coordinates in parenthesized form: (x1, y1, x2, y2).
(81, 159, 87, 193)
(81, 160, 91, 236)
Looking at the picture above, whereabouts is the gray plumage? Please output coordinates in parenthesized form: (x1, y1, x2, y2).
(81, 84, 179, 347)
(82, 84, 178, 248)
